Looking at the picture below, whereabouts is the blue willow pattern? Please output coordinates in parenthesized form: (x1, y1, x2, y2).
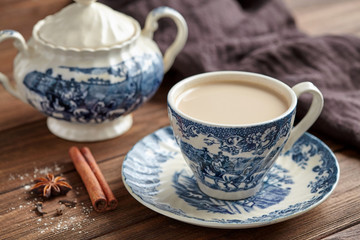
(285, 136, 338, 195)
(23, 53, 163, 123)
(168, 105, 294, 192)
(173, 164, 293, 214)
(122, 126, 339, 224)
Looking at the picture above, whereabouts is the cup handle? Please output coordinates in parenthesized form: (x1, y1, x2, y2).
(142, 7, 188, 73)
(283, 82, 324, 152)
(0, 30, 28, 99)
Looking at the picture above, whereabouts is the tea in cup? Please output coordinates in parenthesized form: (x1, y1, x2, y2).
(167, 71, 323, 200)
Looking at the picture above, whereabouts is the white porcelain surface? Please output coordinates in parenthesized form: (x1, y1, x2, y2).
(37, 0, 138, 49)
(122, 126, 339, 229)
(47, 115, 133, 142)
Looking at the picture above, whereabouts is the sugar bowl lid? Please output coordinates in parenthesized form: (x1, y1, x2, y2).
(36, 0, 140, 50)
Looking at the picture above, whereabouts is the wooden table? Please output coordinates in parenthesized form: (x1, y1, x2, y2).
(0, 0, 359, 239)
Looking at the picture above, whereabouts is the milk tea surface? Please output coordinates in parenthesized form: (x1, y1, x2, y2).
(176, 81, 289, 125)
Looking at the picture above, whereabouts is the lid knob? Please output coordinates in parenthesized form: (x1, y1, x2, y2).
(74, 0, 96, 6)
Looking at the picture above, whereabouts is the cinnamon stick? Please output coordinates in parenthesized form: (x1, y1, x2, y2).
(69, 146, 107, 212)
(80, 147, 118, 210)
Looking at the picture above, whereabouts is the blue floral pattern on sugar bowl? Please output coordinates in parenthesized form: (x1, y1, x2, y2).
(23, 54, 163, 123)
(0, 0, 188, 141)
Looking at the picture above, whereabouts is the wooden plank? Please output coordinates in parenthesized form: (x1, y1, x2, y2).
(284, 0, 360, 36)
(323, 224, 360, 240)
(0, 0, 70, 34)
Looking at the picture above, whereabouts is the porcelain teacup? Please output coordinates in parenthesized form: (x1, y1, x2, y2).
(167, 71, 323, 200)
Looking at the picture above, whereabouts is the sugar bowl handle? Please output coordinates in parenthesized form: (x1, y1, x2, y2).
(0, 30, 28, 99)
(142, 7, 188, 73)
(283, 82, 324, 152)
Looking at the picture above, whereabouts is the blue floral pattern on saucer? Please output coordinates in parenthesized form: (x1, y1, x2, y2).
(173, 164, 293, 215)
(122, 126, 339, 228)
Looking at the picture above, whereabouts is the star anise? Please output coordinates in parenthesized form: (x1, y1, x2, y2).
(30, 173, 72, 198)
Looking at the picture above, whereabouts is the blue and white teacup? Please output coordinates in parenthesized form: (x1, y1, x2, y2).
(167, 71, 323, 200)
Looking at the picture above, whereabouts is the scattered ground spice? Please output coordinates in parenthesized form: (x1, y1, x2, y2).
(5, 163, 97, 236)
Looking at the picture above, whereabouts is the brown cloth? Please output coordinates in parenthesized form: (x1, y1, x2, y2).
(101, 0, 360, 149)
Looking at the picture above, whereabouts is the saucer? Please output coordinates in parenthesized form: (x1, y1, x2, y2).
(122, 126, 339, 229)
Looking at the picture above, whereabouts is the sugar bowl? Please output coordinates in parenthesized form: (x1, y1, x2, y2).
(0, 0, 187, 141)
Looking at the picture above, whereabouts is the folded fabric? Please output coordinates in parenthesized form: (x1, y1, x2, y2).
(100, 0, 360, 149)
